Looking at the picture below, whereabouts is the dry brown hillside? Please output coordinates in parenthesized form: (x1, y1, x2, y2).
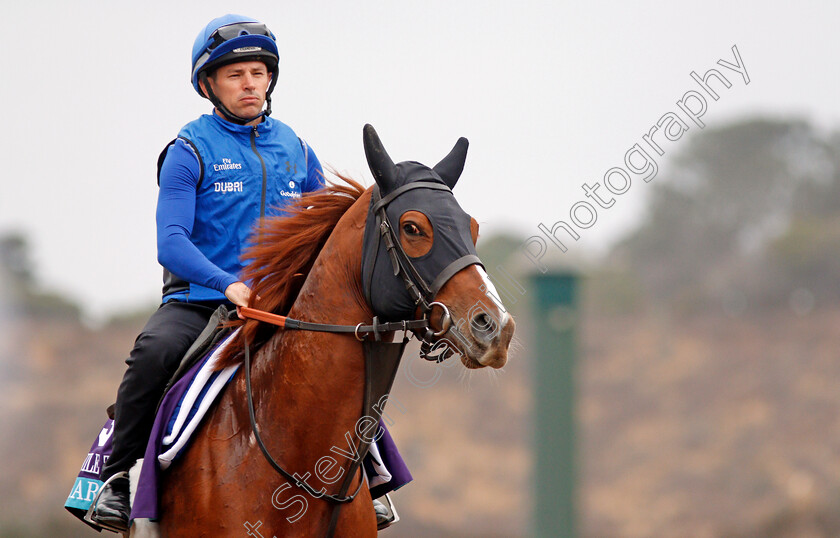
(1, 305, 839, 537)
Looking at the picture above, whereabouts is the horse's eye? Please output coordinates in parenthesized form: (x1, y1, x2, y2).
(403, 223, 421, 236)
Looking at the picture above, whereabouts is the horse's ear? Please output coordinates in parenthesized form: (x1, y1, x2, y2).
(433, 137, 469, 189)
(363, 124, 398, 193)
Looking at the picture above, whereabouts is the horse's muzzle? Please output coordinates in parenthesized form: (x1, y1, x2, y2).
(465, 312, 515, 369)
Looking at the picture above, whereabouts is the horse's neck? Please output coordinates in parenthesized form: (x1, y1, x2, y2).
(289, 191, 371, 324)
(249, 192, 373, 464)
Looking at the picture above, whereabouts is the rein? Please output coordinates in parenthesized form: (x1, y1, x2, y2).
(237, 302, 451, 508)
(242, 335, 366, 504)
(238, 306, 447, 342)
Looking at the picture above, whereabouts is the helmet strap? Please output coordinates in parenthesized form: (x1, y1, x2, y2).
(263, 71, 278, 118)
(199, 71, 271, 125)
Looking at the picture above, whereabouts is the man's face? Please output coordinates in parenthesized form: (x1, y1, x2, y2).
(202, 61, 271, 124)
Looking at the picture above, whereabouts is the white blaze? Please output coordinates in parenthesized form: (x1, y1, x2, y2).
(477, 266, 511, 324)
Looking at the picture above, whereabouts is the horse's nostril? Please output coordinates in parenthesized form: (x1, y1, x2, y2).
(470, 312, 498, 343)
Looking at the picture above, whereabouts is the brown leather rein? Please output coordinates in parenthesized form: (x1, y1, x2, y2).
(236, 304, 451, 505)
(237, 305, 449, 340)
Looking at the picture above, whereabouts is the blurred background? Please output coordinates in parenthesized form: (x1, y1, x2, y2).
(3, 1, 840, 537)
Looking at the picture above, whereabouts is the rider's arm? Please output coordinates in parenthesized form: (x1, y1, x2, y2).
(156, 139, 239, 294)
(302, 142, 326, 193)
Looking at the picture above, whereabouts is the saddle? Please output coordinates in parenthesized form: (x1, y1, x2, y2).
(66, 304, 412, 531)
(158, 304, 233, 412)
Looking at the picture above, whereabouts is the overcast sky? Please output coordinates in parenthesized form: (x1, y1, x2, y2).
(1, 1, 839, 320)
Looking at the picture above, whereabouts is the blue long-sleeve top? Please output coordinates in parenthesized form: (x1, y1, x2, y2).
(155, 113, 324, 303)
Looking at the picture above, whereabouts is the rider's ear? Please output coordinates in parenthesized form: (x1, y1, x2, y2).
(198, 78, 209, 99)
(363, 124, 398, 194)
(198, 74, 215, 100)
(433, 137, 469, 190)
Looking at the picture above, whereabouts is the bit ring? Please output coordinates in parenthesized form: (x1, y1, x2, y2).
(427, 302, 451, 337)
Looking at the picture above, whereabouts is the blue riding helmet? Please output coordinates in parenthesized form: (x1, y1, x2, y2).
(190, 14, 280, 123)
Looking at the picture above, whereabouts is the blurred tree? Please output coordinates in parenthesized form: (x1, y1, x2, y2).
(583, 267, 645, 315)
(611, 117, 839, 311)
(769, 133, 840, 303)
(790, 132, 840, 217)
(0, 233, 35, 287)
(0, 231, 81, 320)
(476, 233, 522, 272)
(764, 215, 840, 305)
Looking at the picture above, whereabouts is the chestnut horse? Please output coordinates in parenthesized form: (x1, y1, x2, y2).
(156, 125, 514, 537)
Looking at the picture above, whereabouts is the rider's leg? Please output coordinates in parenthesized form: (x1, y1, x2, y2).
(95, 301, 218, 529)
(102, 301, 218, 481)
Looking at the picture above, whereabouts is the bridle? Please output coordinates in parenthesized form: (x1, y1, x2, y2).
(366, 182, 481, 355)
(239, 180, 481, 351)
(236, 179, 481, 527)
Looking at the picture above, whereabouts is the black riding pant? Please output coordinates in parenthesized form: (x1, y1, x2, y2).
(100, 301, 223, 481)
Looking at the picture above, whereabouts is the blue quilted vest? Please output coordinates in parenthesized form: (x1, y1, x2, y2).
(164, 113, 308, 302)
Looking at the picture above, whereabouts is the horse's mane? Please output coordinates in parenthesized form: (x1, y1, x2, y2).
(216, 174, 366, 368)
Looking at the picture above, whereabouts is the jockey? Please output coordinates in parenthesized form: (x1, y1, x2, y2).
(93, 14, 329, 531)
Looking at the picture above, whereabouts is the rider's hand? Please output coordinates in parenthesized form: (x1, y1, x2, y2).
(224, 281, 252, 308)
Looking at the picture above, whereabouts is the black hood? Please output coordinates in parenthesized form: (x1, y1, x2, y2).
(361, 125, 481, 321)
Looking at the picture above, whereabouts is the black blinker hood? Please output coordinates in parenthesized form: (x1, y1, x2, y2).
(361, 125, 482, 321)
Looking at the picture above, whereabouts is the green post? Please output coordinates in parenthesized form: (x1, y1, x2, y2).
(530, 271, 578, 538)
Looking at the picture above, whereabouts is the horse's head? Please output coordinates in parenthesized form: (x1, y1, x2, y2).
(360, 124, 514, 369)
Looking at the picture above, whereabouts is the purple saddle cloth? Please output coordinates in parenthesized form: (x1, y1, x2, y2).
(65, 332, 412, 527)
(131, 332, 412, 521)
